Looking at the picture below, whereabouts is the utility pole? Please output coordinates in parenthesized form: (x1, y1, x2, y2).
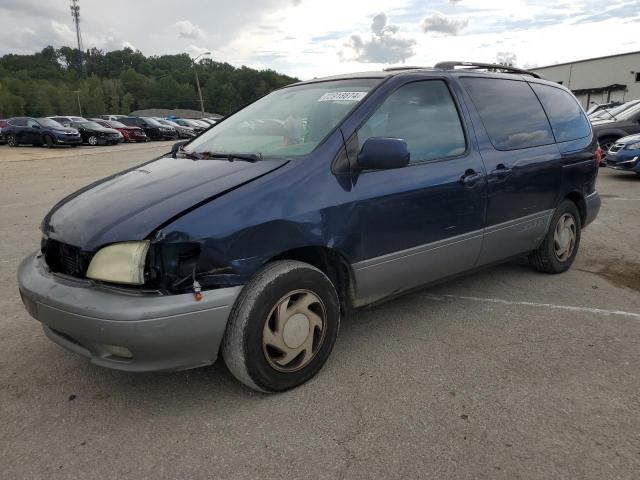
(192, 52, 211, 118)
(74, 90, 82, 117)
(69, 0, 85, 77)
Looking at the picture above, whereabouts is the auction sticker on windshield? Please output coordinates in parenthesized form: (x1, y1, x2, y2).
(318, 91, 368, 102)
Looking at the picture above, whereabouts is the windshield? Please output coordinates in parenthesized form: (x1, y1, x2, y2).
(78, 121, 104, 129)
(617, 102, 640, 120)
(37, 118, 63, 128)
(185, 78, 380, 158)
(143, 117, 163, 126)
(108, 121, 127, 128)
(595, 101, 640, 119)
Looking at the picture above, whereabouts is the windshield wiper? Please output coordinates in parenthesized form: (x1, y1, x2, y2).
(183, 151, 263, 162)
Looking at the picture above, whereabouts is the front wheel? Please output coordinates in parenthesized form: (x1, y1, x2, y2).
(87, 135, 98, 146)
(44, 135, 55, 148)
(222, 260, 340, 393)
(529, 200, 581, 273)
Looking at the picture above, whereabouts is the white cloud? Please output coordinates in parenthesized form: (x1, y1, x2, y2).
(340, 12, 416, 64)
(174, 20, 206, 40)
(422, 12, 469, 36)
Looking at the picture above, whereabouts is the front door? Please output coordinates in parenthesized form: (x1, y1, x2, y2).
(349, 79, 487, 304)
(24, 119, 43, 145)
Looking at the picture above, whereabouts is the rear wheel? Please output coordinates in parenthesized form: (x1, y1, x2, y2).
(222, 260, 340, 393)
(529, 200, 581, 273)
(6, 135, 18, 147)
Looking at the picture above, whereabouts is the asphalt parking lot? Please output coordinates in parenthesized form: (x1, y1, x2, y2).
(1, 143, 639, 479)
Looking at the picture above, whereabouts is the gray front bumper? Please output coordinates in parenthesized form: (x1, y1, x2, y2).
(18, 253, 242, 372)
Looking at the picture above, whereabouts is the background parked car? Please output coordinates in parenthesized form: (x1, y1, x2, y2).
(0, 119, 7, 144)
(154, 118, 195, 139)
(119, 116, 178, 140)
(70, 120, 123, 145)
(99, 115, 128, 122)
(3, 117, 82, 147)
(586, 101, 622, 116)
(603, 133, 640, 175)
(89, 119, 148, 143)
(48, 116, 87, 126)
(173, 118, 207, 134)
(589, 99, 640, 121)
(592, 102, 640, 157)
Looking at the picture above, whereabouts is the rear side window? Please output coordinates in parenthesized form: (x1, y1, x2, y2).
(461, 77, 554, 150)
(530, 83, 590, 142)
(9, 118, 26, 126)
(358, 80, 466, 164)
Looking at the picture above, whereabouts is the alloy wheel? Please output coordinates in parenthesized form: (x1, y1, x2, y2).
(262, 289, 326, 373)
(88, 136, 98, 146)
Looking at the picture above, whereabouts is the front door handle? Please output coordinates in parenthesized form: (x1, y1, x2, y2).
(460, 169, 483, 186)
(491, 164, 512, 178)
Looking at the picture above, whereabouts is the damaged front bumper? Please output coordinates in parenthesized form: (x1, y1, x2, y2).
(17, 252, 242, 372)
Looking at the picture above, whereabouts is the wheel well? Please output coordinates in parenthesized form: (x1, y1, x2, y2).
(565, 191, 586, 225)
(269, 246, 356, 314)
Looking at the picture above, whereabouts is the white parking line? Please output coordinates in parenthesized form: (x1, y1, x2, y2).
(422, 293, 640, 320)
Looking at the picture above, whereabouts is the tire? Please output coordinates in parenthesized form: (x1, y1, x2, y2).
(6, 135, 18, 147)
(529, 200, 581, 274)
(222, 260, 340, 393)
(88, 135, 98, 146)
(44, 135, 55, 148)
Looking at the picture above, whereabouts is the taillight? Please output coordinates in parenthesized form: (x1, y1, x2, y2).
(595, 147, 603, 167)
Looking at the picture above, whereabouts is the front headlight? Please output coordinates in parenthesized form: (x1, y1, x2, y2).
(626, 142, 640, 150)
(86, 241, 150, 285)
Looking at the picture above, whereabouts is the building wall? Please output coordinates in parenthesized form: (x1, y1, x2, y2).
(531, 52, 640, 109)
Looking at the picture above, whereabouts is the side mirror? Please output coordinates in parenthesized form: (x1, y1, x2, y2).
(357, 137, 410, 171)
(171, 141, 188, 158)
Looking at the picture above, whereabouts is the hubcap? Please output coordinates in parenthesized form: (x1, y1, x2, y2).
(89, 136, 97, 145)
(553, 213, 576, 261)
(262, 290, 326, 372)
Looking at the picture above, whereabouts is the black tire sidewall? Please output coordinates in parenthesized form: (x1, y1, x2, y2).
(542, 201, 582, 273)
(44, 135, 54, 148)
(7, 135, 17, 147)
(240, 265, 340, 392)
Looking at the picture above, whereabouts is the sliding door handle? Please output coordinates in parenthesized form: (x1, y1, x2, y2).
(460, 169, 484, 186)
(491, 164, 512, 178)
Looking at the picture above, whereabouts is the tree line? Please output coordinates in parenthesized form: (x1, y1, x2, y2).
(0, 46, 299, 118)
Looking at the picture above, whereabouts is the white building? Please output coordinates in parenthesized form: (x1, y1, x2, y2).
(531, 51, 640, 110)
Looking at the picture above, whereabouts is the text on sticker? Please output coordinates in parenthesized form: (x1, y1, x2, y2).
(318, 92, 368, 102)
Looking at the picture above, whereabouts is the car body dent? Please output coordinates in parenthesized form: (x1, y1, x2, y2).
(42, 155, 289, 251)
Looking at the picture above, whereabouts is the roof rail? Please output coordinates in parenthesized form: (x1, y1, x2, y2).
(434, 61, 541, 79)
(382, 66, 427, 72)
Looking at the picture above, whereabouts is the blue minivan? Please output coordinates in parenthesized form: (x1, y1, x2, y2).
(18, 63, 601, 392)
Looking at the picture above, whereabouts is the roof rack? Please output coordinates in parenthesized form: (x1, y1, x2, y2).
(434, 61, 541, 79)
(382, 66, 427, 72)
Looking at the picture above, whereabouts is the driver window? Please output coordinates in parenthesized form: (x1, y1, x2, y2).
(26, 119, 38, 128)
(358, 80, 466, 164)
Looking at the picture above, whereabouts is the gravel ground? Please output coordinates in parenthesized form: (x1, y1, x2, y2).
(1, 142, 639, 479)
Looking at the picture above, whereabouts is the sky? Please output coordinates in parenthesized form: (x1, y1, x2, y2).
(1, 0, 639, 79)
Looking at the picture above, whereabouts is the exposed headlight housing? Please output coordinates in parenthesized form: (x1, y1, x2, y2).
(86, 241, 150, 285)
(626, 141, 640, 150)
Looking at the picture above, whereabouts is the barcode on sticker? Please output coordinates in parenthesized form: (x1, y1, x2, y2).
(318, 91, 367, 102)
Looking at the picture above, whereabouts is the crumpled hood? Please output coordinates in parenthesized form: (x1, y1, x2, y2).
(43, 155, 287, 251)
